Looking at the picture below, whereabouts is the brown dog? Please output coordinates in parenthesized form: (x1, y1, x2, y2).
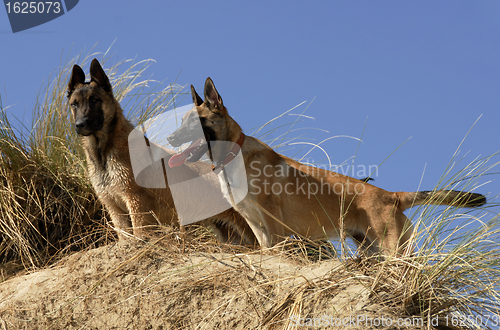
(167, 78, 486, 255)
(67, 59, 255, 245)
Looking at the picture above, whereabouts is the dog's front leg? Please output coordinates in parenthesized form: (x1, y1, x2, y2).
(101, 199, 133, 240)
(125, 194, 158, 239)
(244, 218, 270, 247)
(238, 201, 285, 248)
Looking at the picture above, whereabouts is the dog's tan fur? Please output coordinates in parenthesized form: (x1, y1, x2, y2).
(67, 59, 255, 245)
(174, 78, 486, 255)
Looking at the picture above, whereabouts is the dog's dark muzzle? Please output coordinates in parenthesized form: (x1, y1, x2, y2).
(167, 126, 209, 167)
(167, 128, 202, 148)
(75, 116, 103, 136)
(166, 132, 184, 148)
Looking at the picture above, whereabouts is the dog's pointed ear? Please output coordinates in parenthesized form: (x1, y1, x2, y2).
(67, 65, 86, 98)
(204, 77, 223, 109)
(191, 85, 203, 106)
(89, 58, 112, 93)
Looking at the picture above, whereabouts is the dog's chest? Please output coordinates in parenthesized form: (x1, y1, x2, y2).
(88, 152, 131, 196)
(216, 154, 249, 206)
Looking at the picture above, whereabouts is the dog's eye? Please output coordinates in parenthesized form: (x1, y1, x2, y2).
(90, 98, 98, 104)
(70, 102, 78, 108)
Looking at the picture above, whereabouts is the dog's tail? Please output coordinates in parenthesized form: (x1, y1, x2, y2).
(397, 190, 486, 211)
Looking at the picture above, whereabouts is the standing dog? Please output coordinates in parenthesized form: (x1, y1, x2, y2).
(167, 78, 486, 255)
(67, 59, 255, 245)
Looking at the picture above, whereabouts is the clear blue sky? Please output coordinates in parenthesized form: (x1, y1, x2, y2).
(1, 2, 499, 217)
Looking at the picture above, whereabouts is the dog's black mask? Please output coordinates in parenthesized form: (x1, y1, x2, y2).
(167, 110, 209, 166)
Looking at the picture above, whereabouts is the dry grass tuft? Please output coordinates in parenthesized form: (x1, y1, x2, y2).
(0, 48, 184, 271)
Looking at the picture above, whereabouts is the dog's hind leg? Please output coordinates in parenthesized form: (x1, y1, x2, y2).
(349, 231, 379, 256)
(371, 210, 414, 257)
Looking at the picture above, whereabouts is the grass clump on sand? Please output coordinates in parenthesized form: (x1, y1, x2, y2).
(0, 49, 183, 272)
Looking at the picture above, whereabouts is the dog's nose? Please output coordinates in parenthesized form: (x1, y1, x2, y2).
(75, 119, 87, 130)
(75, 119, 92, 136)
(167, 134, 176, 145)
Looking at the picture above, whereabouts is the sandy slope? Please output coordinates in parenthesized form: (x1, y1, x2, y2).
(0, 240, 427, 329)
